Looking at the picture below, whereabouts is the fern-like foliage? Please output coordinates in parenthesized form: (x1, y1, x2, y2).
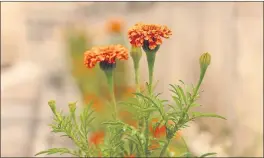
(35, 102, 95, 157)
(36, 51, 226, 158)
(36, 79, 226, 157)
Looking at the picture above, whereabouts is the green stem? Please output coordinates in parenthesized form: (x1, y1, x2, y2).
(180, 136, 190, 153)
(105, 70, 117, 120)
(144, 52, 156, 157)
(191, 69, 206, 102)
(146, 52, 156, 94)
(133, 60, 140, 93)
(160, 138, 171, 157)
(71, 112, 89, 152)
(133, 62, 144, 133)
(144, 117, 149, 157)
(178, 69, 207, 128)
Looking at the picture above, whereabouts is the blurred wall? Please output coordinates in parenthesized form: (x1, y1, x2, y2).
(1, 2, 263, 157)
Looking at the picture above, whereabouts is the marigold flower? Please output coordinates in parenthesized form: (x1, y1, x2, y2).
(150, 119, 176, 138)
(84, 44, 129, 69)
(153, 125, 166, 138)
(150, 118, 166, 138)
(128, 23, 172, 50)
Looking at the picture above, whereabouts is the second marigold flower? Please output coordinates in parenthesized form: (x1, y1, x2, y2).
(84, 44, 129, 69)
(128, 23, 172, 50)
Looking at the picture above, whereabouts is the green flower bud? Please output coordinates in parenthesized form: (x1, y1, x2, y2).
(48, 100, 56, 114)
(130, 46, 142, 64)
(68, 102, 77, 113)
(199, 52, 211, 70)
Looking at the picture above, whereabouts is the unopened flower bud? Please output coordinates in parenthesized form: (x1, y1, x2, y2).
(130, 46, 142, 64)
(48, 100, 56, 114)
(68, 102, 77, 113)
(199, 52, 211, 70)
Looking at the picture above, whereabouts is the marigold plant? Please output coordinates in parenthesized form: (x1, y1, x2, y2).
(36, 23, 226, 157)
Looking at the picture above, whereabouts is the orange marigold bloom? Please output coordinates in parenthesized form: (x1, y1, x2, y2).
(128, 23, 172, 50)
(153, 125, 166, 138)
(84, 44, 129, 68)
(149, 118, 166, 138)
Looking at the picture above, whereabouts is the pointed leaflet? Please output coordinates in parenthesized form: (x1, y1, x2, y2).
(192, 112, 226, 120)
(177, 85, 188, 105)
(35, 148, 75, 156)
(200, 152, 217, 157)
(179, 152, 193, 157)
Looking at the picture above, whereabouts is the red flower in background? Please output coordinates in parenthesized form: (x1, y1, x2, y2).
(83, 93, 104, 112)
(153, 125, 166, 138)
(149, 118, 166, 138)
(150, 119, 176, 138)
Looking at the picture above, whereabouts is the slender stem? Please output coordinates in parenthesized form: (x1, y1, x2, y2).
(105, 70, 117, 119)
(133, 60, 140, 93)
(160, 138, 171, 157)
(146, 52, 156, 94)
(191, 70, 206, 102)
(144, 117, 149, 157)
(180, 135, 190, 153)
(144, 52, 156, 156)
(133, 61, 144, 133)
(183, 70, 206, 122)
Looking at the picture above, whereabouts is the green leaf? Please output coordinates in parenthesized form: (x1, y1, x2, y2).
(155, 93, 162, 98)
(102, 121, 123, 126)
(142, 107, 157, 112)
(167, 104, 178, 112)
(134, 93, 162, 114)
(35, 148, 72, 156)
(192, 112, 226, 120)
(177, 85, 188, 105)
(200, 152, 217, 157)
(186, 92, 192, 102)
(172, 96, 183, 110)
(179, 152, 193, 157)
(179, 80, 185, 85)
(125, 137, 141, 149)
(190, 103, 201, 108)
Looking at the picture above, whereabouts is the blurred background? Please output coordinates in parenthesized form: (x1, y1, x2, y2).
(1, 2, 263, 157)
